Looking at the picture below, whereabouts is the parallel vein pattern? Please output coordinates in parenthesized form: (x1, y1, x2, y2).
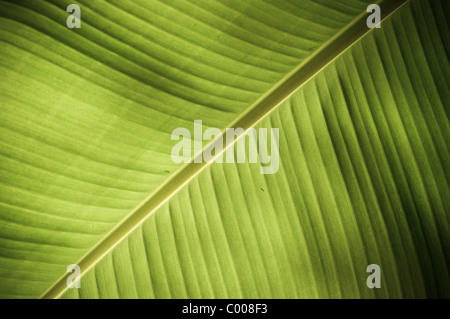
(62, 0, 450, 299)
(0, 0, 375, 298)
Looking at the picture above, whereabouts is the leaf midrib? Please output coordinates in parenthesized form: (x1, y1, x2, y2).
(41, 0, 409, 299)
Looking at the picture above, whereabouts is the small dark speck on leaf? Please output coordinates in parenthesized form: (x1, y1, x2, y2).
(261, 188, 264, 192)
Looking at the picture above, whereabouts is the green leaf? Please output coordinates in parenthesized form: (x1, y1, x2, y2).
(0, 0, 448, 299)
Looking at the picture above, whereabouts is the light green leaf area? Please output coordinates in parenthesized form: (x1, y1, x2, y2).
(0, 0, 448, 299)
(0, 0, 375, 298)
(56, 0, 447, 299)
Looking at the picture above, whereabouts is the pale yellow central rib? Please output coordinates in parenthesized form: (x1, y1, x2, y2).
(41, 0, 409, 299)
